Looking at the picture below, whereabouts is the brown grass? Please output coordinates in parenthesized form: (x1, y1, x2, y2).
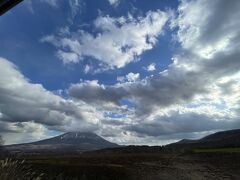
(0, 158, 44, 180)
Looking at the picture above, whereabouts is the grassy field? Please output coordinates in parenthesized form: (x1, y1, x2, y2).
(194, 147, 240, 153)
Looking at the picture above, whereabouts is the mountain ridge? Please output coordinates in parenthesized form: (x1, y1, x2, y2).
(5, 132, 120, 153)
(4, 129, 240, 154)
(166, 129, 240, 151)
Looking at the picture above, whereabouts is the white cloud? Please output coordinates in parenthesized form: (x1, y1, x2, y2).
(171, 0, 240, 59)
(68, 0, 240, 142)
(117, 76, 125, 83)
(41, 10, 169, 69)
(84, 64, 91, 74)
(40, 0, 58, 7)
(1, 121, 52, 145)
(3, 0, 240, 145)
(25, 0, 82, 21)
(69, 0, 82, 19)
(108, 0, 120, 7)
(126, 73, 140, 82)
(0, 57, 100, 144)
(116, 73, 140, 83)
(57, 50, 79, 64)
(146, 63, 156, 72)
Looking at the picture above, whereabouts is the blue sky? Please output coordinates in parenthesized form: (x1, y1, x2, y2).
(0, 0, 240, 145)
(0, 0, 177, 90)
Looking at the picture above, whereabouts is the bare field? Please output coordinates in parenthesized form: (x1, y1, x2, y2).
(3, 151, 239, 180)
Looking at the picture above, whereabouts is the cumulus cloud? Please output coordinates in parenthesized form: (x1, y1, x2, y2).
(69, 80, 126, 107)
(117, 73, 140, 83)
(126, 73, 140, 82)
(3, 0, 240, 145)
(145, 63, 156, 72)
(70, 66, 207, 115)
(1, 121, 51, 145)
(125, 109, 240, 137)
(41, 10, 168, 69)
(68, 0, 240, 140)
(171, 0, 240, 59)
(0, 57, 99, 139)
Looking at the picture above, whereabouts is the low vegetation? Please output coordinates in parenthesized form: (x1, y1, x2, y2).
(0, 151, 238, 180)
(194, 147, 240, 153)
(0, 158, 44, 180)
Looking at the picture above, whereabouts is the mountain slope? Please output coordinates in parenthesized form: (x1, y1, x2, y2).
(200, 129, 240, 142)
(6, 132, 120, 153)
(166, 129, 240, 151)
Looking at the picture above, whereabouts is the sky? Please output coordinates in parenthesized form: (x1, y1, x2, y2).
(0, 0, 240, 145)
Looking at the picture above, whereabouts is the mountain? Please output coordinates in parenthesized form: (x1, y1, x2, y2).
(5, 129, 240, 154)
(200, 129, 240, 142)
(5, 132, 120, 153)
(166, 129, 240, 151)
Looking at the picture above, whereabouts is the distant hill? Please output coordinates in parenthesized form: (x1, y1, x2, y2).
(89, 129, 240, 154)
(166, 129, 240, 151)
(5, 132, 120, 154)
(85, 145, 164, 155)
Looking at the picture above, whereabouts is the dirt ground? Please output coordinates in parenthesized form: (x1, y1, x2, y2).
(2, 152, 240, 180)
(130, 153, 240, 180)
